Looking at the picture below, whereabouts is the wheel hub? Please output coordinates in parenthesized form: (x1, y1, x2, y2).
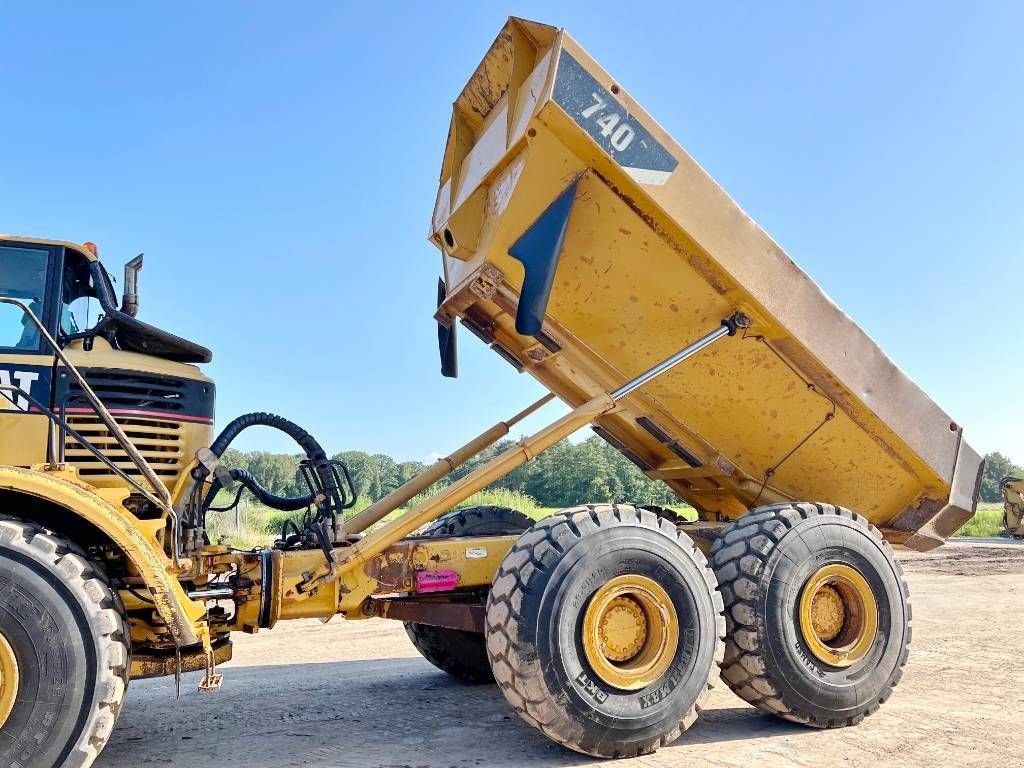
(810, 585, 845, 641)
(582, 574, 679, 691)
(598, 596, 648, 661)
(0, 631, 19, 728)
(799, 563, 878, 668)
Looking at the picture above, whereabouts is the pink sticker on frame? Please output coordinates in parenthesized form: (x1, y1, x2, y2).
(416, 570, 459, 593)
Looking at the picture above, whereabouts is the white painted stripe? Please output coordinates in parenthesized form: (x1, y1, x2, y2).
(624, 167, 673, 186)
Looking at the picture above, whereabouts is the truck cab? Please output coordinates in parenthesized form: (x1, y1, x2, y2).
(0, 236, 214, 492)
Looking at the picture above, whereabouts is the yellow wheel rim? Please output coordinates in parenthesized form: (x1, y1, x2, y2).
(582, 574, 679, 691)
(799, 564, 878, 668)
(0, 632, 18, 728)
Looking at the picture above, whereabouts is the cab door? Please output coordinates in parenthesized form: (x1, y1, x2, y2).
(0, 240, 60, 466)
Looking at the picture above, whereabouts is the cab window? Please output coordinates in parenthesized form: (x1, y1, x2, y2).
(0, 245, 50, 351)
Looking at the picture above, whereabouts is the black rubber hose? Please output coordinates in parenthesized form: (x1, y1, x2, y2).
(199, 411, 340, 521)
(209, 412, 327, 463)
(206, 468, 315, 513)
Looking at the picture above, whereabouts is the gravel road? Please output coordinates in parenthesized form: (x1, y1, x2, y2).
(99, 540, 1024, 768)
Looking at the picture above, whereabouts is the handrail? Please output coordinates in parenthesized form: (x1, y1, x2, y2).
(0, 296, 181, 564)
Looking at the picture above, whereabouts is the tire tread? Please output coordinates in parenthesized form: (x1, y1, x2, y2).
(709, 502, 910, 728)
(0, 515, 129, 768)
(485, 504, 725, 757)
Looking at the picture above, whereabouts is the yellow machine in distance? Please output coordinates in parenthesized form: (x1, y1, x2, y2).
(1002, 477, 1024, 538)
(0, 17, 980, 767)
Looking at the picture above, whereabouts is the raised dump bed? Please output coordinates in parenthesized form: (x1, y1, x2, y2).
(431, 17, 981, 552)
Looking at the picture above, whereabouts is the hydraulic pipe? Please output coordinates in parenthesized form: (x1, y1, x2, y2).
(339, 393, 615, 569)
(342, 393, 556, 536)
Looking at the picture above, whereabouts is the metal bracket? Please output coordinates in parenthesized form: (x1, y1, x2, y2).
(198, 633, 224, 692)
(196, 447, 235, 490)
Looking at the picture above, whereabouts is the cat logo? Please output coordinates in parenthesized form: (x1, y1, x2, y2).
(0, 369, 40, 412)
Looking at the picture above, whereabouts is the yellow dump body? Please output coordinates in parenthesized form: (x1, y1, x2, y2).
(430, 18, 981, 552)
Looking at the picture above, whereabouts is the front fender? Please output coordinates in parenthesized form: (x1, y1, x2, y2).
(0, 466, 201, 647)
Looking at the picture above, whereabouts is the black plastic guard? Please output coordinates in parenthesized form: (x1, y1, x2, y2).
(508, 176, 580, 336)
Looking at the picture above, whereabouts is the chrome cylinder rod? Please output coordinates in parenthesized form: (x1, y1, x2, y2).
(186, 588, 235, 601)
(610, 313, 749, 401)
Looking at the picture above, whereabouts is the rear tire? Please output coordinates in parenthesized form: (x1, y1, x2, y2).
(711, 502, 910, 727)
(404, 506, 533, 683)
(404, 622, 495, 683)
(485, 505, 724, 758)
(0, 516, 129, 768)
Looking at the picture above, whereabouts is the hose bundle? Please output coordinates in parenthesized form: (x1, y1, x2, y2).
(195, 413, 354, 547)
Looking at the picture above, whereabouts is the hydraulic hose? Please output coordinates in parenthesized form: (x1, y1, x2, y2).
(210, 412, 327, 463)
(206, 468, 315, 513)
(198, 412, 342, 522)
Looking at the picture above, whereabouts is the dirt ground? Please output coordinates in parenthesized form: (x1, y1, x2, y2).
(99, 540, 1024, 768)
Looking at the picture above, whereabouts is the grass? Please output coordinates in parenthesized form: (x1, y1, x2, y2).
(206, 501, 281, 550)
(453, 488, 544, 519)
(953, 502, 1004, 538)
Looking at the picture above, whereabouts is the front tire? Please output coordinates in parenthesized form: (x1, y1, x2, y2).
(711, 502, 911, 727)
(0, 517, 129, 768)
(485, 505, 724, 758)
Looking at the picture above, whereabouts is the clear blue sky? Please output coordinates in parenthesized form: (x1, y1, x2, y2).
(2, 3, 1021, 465)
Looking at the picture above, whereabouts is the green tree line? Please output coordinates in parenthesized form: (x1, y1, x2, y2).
(221, 434, 682, 512)
(221, 444, 1021, 510)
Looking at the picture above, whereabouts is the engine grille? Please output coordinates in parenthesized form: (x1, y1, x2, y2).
(65, 415, 184, 479)
(58, 370, 211, 482)
(63, 370, 191, 417)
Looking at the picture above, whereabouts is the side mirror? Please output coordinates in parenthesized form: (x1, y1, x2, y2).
(121, 254, 143, 317)
(437, 277, 458, 378)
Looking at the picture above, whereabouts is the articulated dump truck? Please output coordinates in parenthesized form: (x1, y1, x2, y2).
(0, 17, 980, 767)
